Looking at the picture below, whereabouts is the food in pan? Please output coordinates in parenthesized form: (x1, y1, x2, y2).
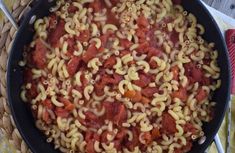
(20, 0, 221, 152)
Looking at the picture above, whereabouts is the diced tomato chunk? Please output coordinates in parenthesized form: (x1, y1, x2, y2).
(94, 82, 105, 95)
(65, 103, 75, 111)
(184, 123, 197, 135)
(77, 30, 90, 42)
(141, 96, 151, 104)
(142, 132, 152, 145)
(147, 47, 161, 58)
(95, 72, 122, 88)
(124, 90, 136, 99)
(68, 5, 77, 13)
(85, 141, 95, 153)
(113, 129, 127, 150)
(106, 9, 119, 25)
(55, 108, 69, 118)
(151, 128, 161, 140)
(89, 0, 102, 12)
(162, 113, 177, 134)
(84, 131, 93, 141)
(85, 130, 100, 142)
(170, 30, 179, 44)
(119, 50, 130, 57)
(192, 67, 203, 82)
(85, 131, 99, 153)
(48, 20, 65, 47)
(174, 148, 182, 153)
(113, 73, 123, 83)
(42, 110, 51, 124)
(142, 87, 159, 98)
(136, 29, 146, 39)
(103, 102, 127, 125)
(104, 56, 116, 68)
(48, 14, 57, 29)
(184, 63, 203, 84)
(67, 56, 81, 76)
(110, 0, 120, 5)
(99, 32, 112, 46)
(103, 102, 113, 120)
(136, 41, 149, 54)
(136, 28, 148, 41)
(58, 97, 75, 111)
(195, 88, 208, 103)
(171, 66, 180, 80)
(113, 104, 127, 125)
(131, 91, 142, 102)
(102, 74, 115, 84)
(126, 127, 139, 151)
(113, 140, 122, 151)
(171, 87, 188, 102)
(82, 44, 98, 63)
(116, 128, 127, 140)
(84, 111, 102, 128)
(120, 39, 133, 49)
(133, 74, 151, 88)
(137, 15, 149, 28)
(27, 83, 37, 99)
(42, 99, 54, 110)
(32, 39, 47, 68)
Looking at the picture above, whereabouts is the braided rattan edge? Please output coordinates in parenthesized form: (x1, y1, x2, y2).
(0, 0, 32, 152)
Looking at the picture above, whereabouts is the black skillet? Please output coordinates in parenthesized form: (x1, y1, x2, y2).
(5, 0, 231, 152)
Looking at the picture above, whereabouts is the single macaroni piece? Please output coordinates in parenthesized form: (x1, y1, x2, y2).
(121, 54, 134, 65)
(88, 57, 102, 73)
(90, 38, 102, 49)
(83, 85, 94, 100)
(127, 67, 139, 81)
(102, 24, 118, 34)
(65, 22, 76, 35)
(136, 61, 150, 73)
(51, 96, 64, 107)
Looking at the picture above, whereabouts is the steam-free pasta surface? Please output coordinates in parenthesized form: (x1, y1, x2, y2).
(20, 0, 221, 152)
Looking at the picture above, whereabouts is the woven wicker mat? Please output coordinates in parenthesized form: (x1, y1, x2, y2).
(0, 0, 33, 152)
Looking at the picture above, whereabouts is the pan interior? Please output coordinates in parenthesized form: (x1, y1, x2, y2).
(7, 0, 230, 153)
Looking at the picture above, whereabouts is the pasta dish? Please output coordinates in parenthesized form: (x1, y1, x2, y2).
(20, 0, 221, 152)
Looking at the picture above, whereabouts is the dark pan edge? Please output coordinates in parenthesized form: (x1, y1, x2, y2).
(184, 0, 231, 152)
(6, 1, 57, 153)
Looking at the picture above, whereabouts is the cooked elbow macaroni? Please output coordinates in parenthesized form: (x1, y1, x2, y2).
(21, 0, 221, 152)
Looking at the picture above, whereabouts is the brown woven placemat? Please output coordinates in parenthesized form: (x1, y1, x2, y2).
(0, 0, 32, 152)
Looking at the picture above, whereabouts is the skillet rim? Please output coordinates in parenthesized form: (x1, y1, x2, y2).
(6, 0, 231, 153)
(6, 1, 56, 152)
(181, 0, 231, 152)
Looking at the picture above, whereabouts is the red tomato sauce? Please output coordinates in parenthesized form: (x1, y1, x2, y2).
(22, 0, 219, 152)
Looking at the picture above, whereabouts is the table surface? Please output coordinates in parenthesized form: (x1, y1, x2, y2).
(203, 0, 235, 18)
